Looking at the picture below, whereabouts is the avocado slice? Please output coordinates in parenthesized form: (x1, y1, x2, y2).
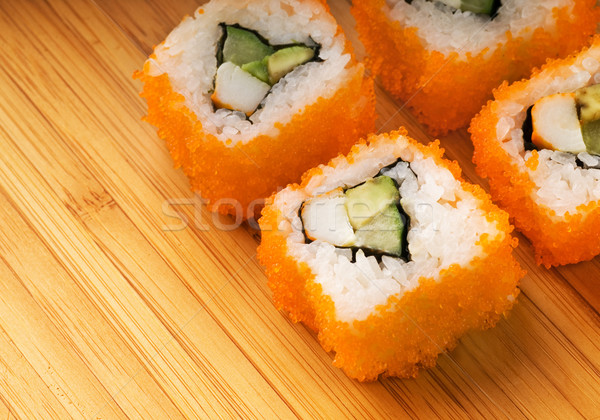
(241, 58, 270, 84)
(459, 0, 496, 14)
(436, 0, 497, 15)
(267, 46, 315, 85)
(354, 205, 405, 257)
(576, 84, 600, 123)
(576, 84, 600, 155)
(345, 176, 399, 230)
(581, 119, 600, 155)
(222, 26, 274, 67)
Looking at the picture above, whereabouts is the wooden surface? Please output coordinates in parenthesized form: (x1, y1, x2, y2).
(0, 0, 599, 418)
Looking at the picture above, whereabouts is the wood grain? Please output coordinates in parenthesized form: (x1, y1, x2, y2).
(0, 0, 598, 418)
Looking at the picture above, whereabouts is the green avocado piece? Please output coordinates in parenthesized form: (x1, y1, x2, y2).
(354, 205, 405, 257)
(345, 176, 400, 230)
(459, 0, 495, 14)
(576, 84, 600, 155)
(581, 119, 600, 155)
(222, 26, 274, 67)
(576, 84, 600, 123)
(241, 58, 270, 84)
(267, 46, 315, 85)
(436, 0, 495, 15)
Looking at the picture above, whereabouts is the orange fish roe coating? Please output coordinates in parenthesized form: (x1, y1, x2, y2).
(136, 0, 376, 221)
(137, 64, 374, 219)
(352, 0, 599, 135)
(471, 38, 600, 267)
(258, 131, 523, 380)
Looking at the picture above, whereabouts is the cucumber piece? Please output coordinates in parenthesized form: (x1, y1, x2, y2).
(582, 119, 600, 155)
(222, 26, 274, 67)
(241, 58, 269, 84)
(345, 176, 400, 230)
(267, 46, 315, 85)
(354, 205, 405, 257)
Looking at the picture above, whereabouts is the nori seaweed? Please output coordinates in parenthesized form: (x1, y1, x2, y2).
(522, 105, 537, 151)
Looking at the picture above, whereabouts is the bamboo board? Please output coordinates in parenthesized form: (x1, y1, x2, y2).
(0, 0, 598, 418)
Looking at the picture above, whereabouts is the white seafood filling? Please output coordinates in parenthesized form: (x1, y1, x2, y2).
(385, 0, 572, 58)
(145, 0, 355, 145)
(274, 140, 502, 323)
(492, 44, 600, 217)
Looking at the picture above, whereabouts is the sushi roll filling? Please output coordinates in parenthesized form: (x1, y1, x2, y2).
(404, 0, 501, 16)
(212, 24, 320, 116)
(300, 160, 411, 261)
(523, 83, 600, 168)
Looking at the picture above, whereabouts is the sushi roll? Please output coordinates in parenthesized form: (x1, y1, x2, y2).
(471, 36, 600, 267)
(136, 0, 375, 219)
(258, 130, 523, 380)
(352, 0, 599, 135)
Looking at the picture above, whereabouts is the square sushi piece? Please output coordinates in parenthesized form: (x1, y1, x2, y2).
(136, 0, 375, 220)
(258, 130, 523, 380)
(471, 36, 600, 267)
(352, 0, 599, 135)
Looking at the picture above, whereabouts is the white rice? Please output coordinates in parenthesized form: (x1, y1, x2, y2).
(145, 0, 356, 146)
(385, 0, 573, 58)
(491, 42, 600, 217)
(272, 136, 502, 322)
